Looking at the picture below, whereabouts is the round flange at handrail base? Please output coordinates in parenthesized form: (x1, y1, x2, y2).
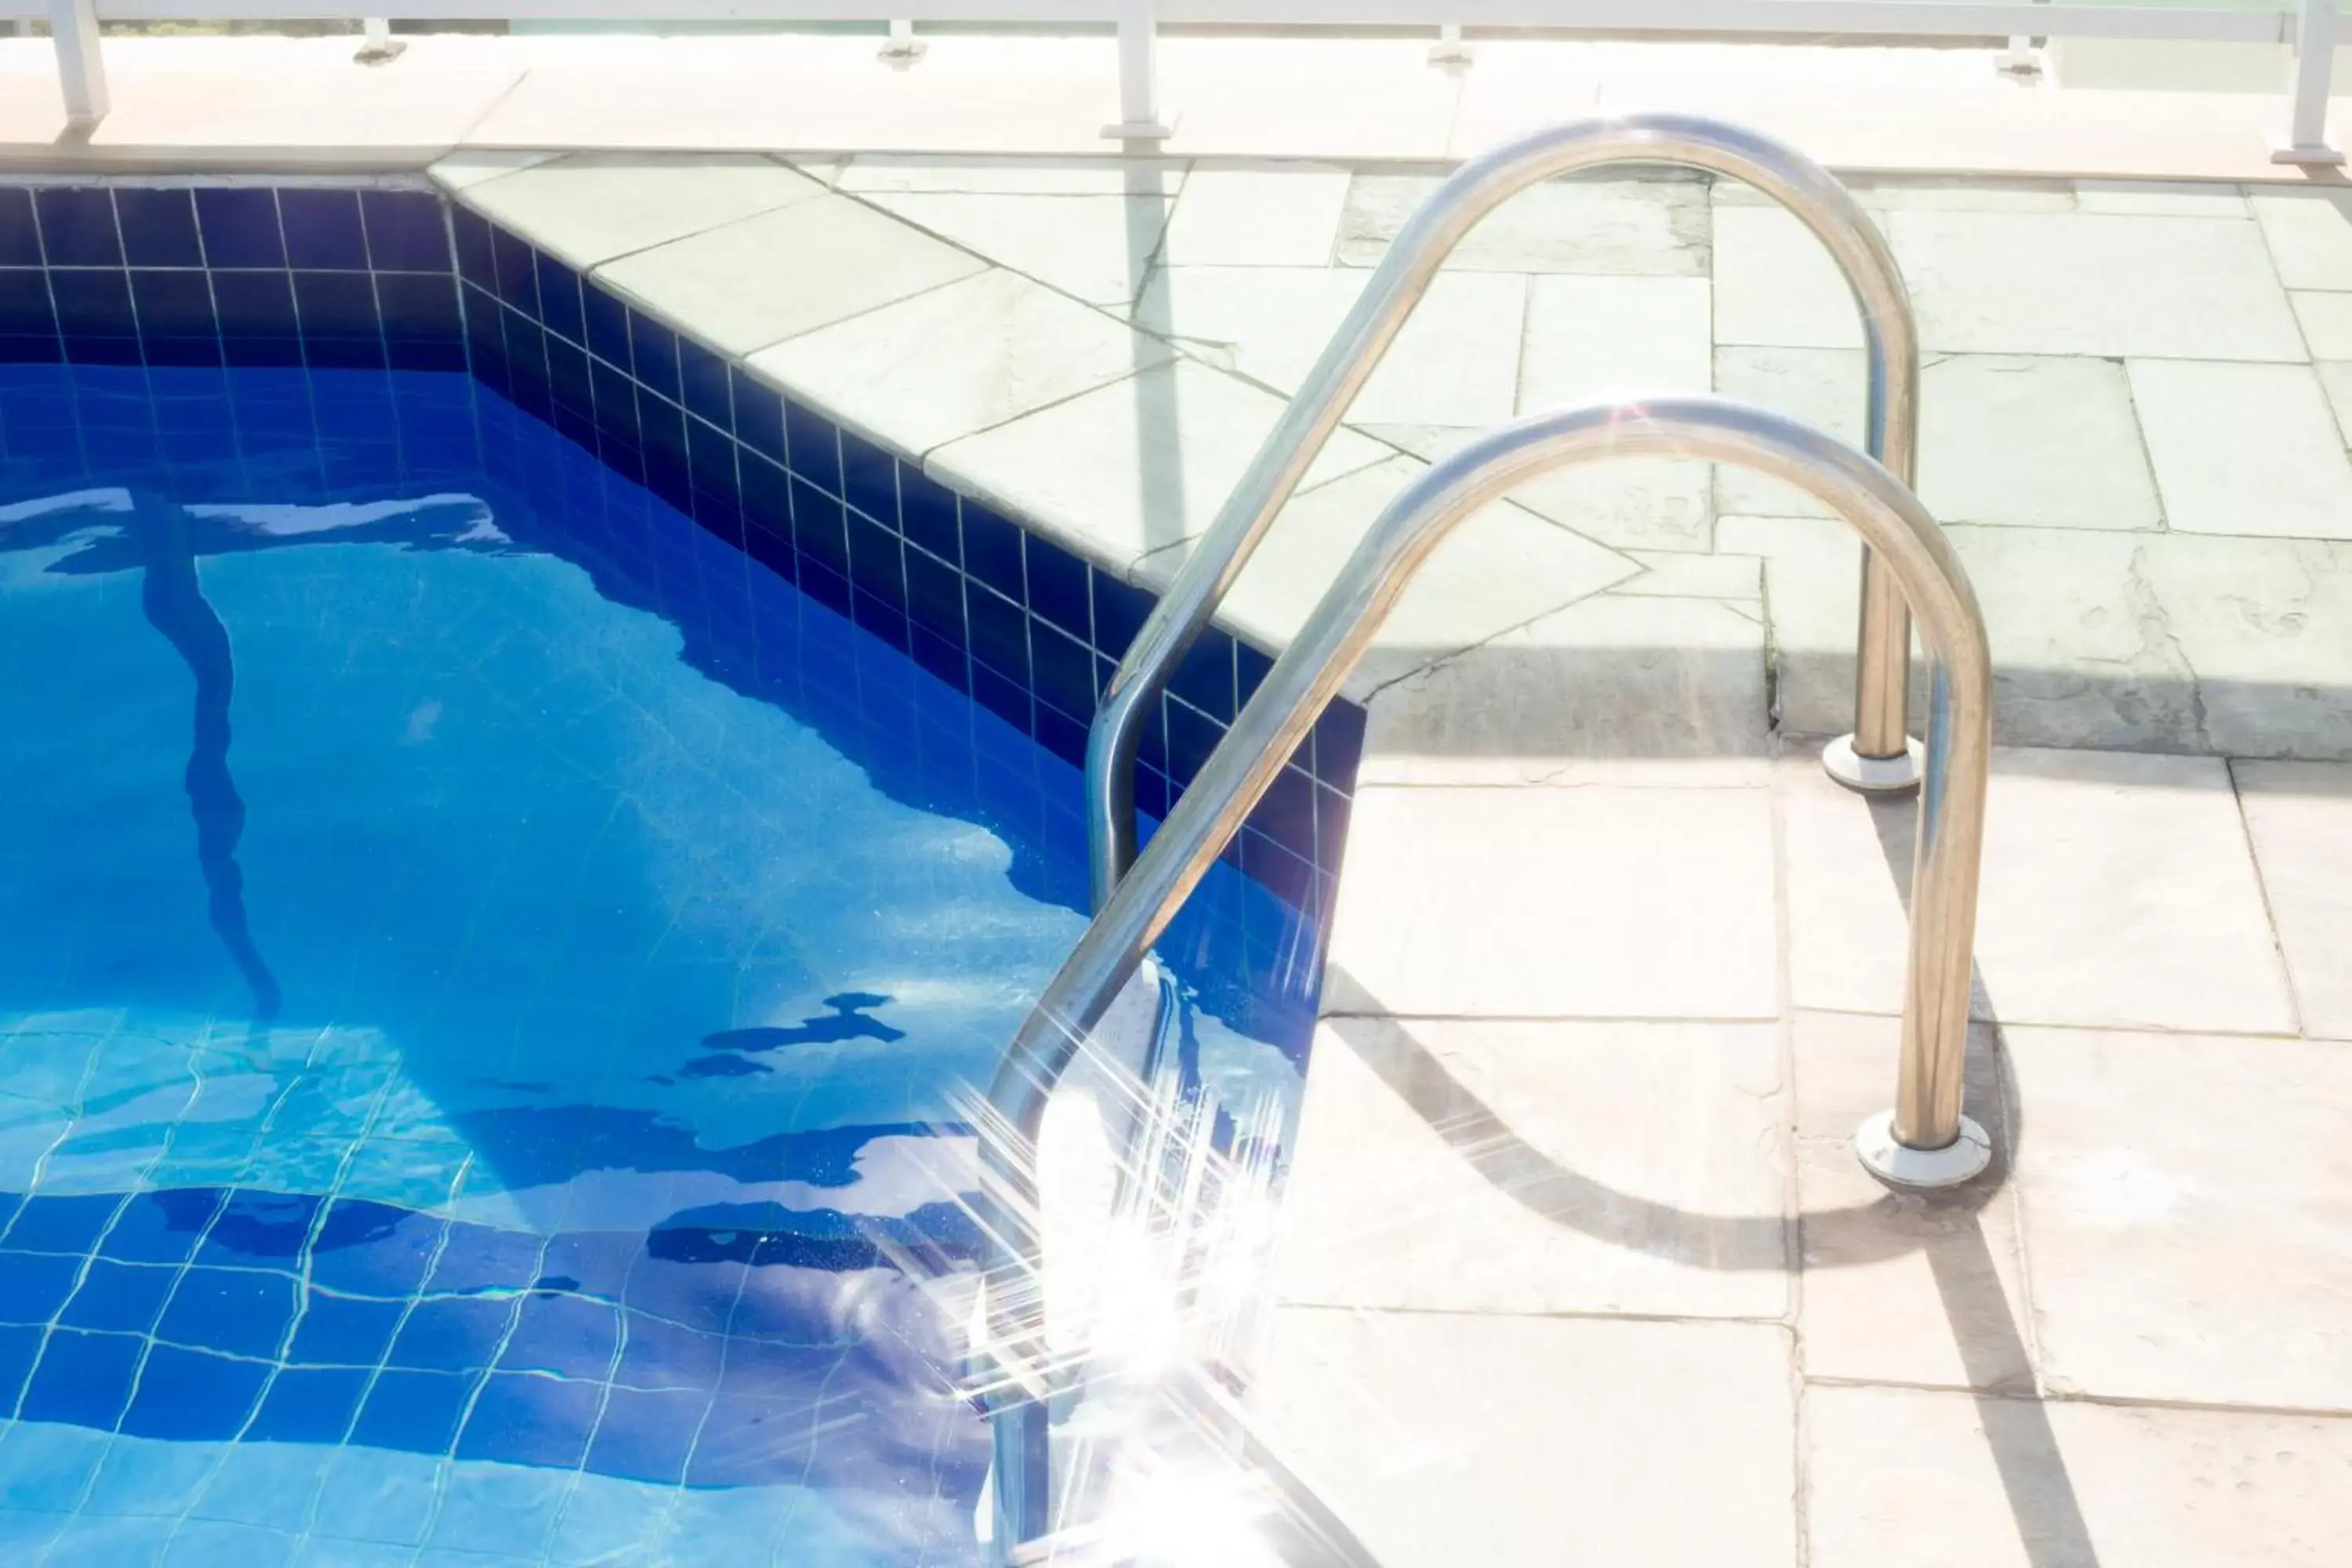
(1855, 1109, 1992, 1190)
(1823, 733, 1924, 796)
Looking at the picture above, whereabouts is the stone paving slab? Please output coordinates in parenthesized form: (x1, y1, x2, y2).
(1269, 1016, 1789, 1319)
(1806, 1386, 2352, 1568)
(1780, 746, 2297, 1035)
(2007, 1024, 2352, 1411)
(1322, 781, 1780, 1020)
(1130, 456, 1638, 702)
(1252, 1308, 1798, 1568)
(1794, 1011, 2031, 1396)
(2232, 760, 2352, 1041)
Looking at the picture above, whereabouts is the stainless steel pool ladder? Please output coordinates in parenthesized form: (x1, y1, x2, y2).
(975, 114, 1994, 1564)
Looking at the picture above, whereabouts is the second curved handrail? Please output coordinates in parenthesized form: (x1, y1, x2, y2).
(1088, 111, 1921, 910)
(983, 397, 1992, 1562)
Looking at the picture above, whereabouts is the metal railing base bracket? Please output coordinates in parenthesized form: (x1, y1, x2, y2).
(2270, 136, 2347, 166)
(1856, 1109, 1993, 1190)
(1823, 733, 1925, 795)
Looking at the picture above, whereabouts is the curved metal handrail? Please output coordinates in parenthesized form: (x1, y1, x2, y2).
(1087, 111, 1921, 912)
(980, 397, 1992, 1560)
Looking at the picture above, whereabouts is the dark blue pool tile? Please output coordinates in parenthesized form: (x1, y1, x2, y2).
(789, 474, 848, 578)
(582, 280, 630, 370)
(895, 465, 960, 565)
(20, 1328, 142, 1427)
(1241, 830, 1316, 910)
(195, 188, 287, 269)
(844, 506, 906, 610)
(497, 1294, 619, 1379)
(535, 251, 584, 347)
(61, 333, 141, 367)
(426, 1226, 544, 1295)
(853, 590, 912, 652)
(687, 411, 739, 502)
(1169, 627, 1236, 721)
(1135, 760, 1172, 821)
(740, 449, 790, 539)
(797, 556, 852, 616)
(503, 310, 551, 417)
(458, 1370, 601, 1467)
(629, 310, 681, 405)
(677, 335, 731, 433)
(9, 1192, 118, 1254)
(0, 1250, 82, 1324)
(959, 502, 1027, 604)
(489, 226, 540, 318)
(1164, 699, 1224, 789)
(902, 545, 964, 644)
(1312, 699, 1367, 790)
(639, 395, 694, 514)
(310, 1200, 443, 1298)
(0, 270, 53, 336)
(1091, 569, 1153, 660)
(1314, 780, 1352, 866)
(1031, 619, 1096, 720)
(965, 583, 1031, 687)
(971, 659, 1032, 734)
(837, 428, 897, 527)
(101, 1190, 224, 1265)
(158, 1267, 297, 1359)
(449, 205, 495, 295)
(1247, 762, 1318, 866)
(0, 188, 38, 266)
(58, 1259, 176, 1335)
(377, 271, 459, 346)
(910, 626, 968, 692)
(121, 1344, 270, 1441)
(1033, 701, 1088, 768)
(143, 332, 223, 369)
(292, 269, 379, 340)
(781, 397, 840, 493)
(730, 366, 783, 460)
(588, 354, 640, 448)
(0, 1322, 39, 1410)
(614, 1316, 726, 1392)
(114, 188, 203, 267)
(538, 1233, 639, 1301)
(547, 336, 592, 420)
(199, 1190, 321, 1270)
(1234, 639, 1274, 712)
(35, 187, 122, 267)
(287, 1290, 404, 1367)
(245, 1364, 368, 1444)
(389, 1294, 513, 1373)
(1026, 540, 1094, 644)
(352, 1367, 479, 1455)
(49, 268, 136, 338)
(586, 1385, 706, 1486)
(278, 189, 368, 270)
(361, 188, 450, 273)
(686, 1395, 809, 1487)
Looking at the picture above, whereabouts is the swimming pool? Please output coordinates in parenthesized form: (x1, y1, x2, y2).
(0, 362, 1327, 1565)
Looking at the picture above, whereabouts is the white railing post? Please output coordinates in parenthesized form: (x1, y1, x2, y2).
(1102, 0, 1171, 140)
(48, 0, 108, 125)
(880, 17, 924, 63)
(355, 16, 406, 63)
(1431, 21, 1474, 66)
(2276, 0, 2346, 164)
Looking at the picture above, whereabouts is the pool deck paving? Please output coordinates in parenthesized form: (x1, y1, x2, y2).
(408, 146, 2352, 1565)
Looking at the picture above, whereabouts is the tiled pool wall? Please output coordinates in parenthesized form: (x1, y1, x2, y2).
(0, 176, 1360, 917)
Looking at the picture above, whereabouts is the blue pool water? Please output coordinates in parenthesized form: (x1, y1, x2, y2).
(0, 365, 1323, 1565)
